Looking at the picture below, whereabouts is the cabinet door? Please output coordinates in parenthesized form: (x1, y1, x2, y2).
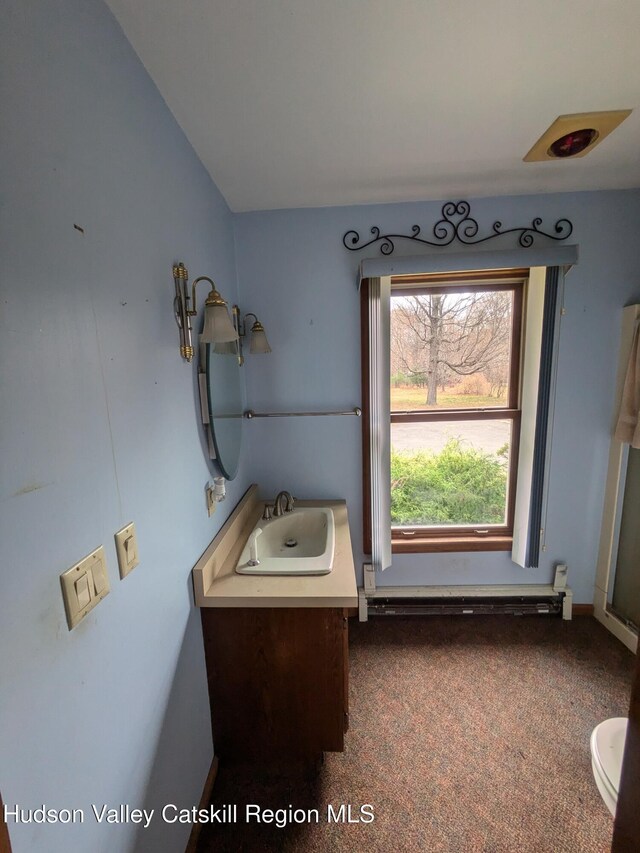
(201, 607, 345, 763)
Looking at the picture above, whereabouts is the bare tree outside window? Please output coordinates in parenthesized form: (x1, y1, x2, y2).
(388, 278, 523, 536)
(391, 290, 513, 408)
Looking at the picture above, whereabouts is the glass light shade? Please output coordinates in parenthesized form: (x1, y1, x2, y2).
(201, 299, 239, 344)
(213, 340, 238, 355)
(249, 322, 271, 354)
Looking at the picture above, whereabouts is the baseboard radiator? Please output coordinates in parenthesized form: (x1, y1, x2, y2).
(358, 582, 573, 622)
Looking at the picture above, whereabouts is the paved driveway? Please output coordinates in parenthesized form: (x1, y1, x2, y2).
(391, 420, 511, 456)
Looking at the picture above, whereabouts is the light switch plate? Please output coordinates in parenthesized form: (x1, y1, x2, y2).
(60, 546, 110, 630)
(115, 522, 139, 579)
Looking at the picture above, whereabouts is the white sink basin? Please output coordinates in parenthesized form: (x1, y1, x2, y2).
(236, 507, 335, 575)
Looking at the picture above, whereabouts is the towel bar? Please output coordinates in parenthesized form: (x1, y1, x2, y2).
(244, 407, 361, 419)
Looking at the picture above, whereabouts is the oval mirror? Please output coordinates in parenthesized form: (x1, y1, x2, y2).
(203, 339, 244, 480)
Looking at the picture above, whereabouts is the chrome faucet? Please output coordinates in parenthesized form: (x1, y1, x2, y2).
(273, 490, 295, 517)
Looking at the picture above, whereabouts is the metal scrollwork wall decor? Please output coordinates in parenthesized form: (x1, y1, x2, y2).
(342, 200, 573, 255)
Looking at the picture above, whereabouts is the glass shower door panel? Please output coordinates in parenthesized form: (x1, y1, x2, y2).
(612, 447, 640, 629)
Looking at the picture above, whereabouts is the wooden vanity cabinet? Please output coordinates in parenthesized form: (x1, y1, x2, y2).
(201, 606, 349, 769)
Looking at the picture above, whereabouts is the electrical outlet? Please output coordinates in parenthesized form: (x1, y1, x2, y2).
(115, 522, 139, 579)
(206, 485, 216, 517)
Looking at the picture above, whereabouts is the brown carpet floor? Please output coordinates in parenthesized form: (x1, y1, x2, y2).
(197, 615, 634, 853)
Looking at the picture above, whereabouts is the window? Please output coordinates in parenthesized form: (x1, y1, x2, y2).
(361, 258, 569, 570)
(361, 268, 528, 555)
(389, 271, 524, 551)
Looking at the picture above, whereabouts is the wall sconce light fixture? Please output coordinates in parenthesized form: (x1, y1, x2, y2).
(214, 308, 272, 364)
(235, 310, 272, 363)
(173, 262, 270, 363)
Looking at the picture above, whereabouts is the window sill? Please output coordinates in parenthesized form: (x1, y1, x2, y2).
(391, 536, 513, 554)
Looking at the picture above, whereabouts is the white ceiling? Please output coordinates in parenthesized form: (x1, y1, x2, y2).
(105, 0, 640, 212)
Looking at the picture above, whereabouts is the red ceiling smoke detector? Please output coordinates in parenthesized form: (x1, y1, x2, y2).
(524, 110, 631, 162)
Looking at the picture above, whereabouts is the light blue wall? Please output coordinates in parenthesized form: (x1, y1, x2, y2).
(0, 1, 248, 852)
(3, 1, 640, 850)
(235, 190, 640, 604)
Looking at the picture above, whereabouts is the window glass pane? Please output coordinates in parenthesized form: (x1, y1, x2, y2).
(391, 420, 513, 527)
(390, 289, 514, 411)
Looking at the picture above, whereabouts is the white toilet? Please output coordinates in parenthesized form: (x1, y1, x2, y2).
(590, 717, 628, 816)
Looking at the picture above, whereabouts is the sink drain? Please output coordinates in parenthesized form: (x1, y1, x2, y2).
(284, 538, 298, 548)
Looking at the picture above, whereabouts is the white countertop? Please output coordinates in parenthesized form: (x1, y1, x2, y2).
(192, 487, 358, 608)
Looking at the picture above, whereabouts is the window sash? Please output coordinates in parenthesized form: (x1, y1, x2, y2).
(391, 411, 520, 538)
(391, 409, 519, 423)
(389, 279, 522, 540)
(390, 279, 524, 415)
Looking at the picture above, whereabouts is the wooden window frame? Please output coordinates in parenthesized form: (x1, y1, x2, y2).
(361, 270, 526, 555)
